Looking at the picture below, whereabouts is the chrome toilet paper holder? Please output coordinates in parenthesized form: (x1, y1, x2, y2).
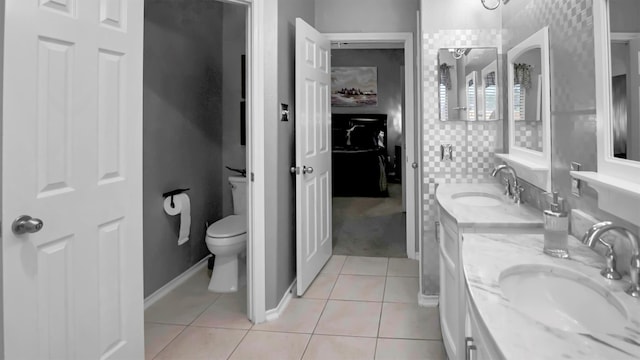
(162, 188, 190, 209)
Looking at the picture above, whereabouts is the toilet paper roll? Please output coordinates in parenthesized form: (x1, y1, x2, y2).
(163, 193, 191, 246)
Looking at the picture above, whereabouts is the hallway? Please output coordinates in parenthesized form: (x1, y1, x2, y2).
(333, 184, 406, 257)
(144, 256, 444, 359)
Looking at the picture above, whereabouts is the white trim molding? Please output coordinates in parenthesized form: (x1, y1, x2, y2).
(144, 256, 211, 310)
(324, 31, 418, 261)
(505, 26, 552, 192)
(221, 0, 269, 325)
(265, 280, 296, 322)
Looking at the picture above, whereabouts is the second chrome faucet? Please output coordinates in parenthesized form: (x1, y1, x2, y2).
(583, 221, 640, 298)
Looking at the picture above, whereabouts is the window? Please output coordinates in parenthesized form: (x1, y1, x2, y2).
(439, 83, 448, 120)
(513, 83, 526, 121)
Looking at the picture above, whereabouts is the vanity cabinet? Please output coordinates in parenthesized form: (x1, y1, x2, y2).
(438, 208, 465, 360)
(435, 183, 543, 360)
(438, 207, 508, 360)
(465, 297, 501, 360)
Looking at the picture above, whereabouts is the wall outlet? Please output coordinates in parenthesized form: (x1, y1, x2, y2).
(571, 162, 582, 197)
(440, 144, 454, 161)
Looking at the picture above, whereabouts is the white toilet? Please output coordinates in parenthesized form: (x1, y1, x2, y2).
(205, 176, 247, 293)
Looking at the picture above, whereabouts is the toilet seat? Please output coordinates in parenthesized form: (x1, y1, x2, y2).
(207, 214, 246, 239)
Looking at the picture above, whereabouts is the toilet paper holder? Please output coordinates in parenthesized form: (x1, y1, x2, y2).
(162, 188, 190, 209)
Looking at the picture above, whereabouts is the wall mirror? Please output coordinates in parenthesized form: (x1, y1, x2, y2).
(592, 0, 640, 182)
(575, 0, 640, 225)
(498, 26, 551, 191)
(438, 47, 499, 121)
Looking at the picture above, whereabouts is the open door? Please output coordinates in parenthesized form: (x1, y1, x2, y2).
(294, 18, 332, 296)
(2, 1, 144, 358)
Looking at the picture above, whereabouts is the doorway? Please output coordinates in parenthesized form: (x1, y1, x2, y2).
(325, 33, 418, 260)
(142, 0, 254, 342)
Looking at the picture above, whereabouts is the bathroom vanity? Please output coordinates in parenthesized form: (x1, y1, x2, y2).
(435, 183, 543, 360)
(463, 233, 640, 359)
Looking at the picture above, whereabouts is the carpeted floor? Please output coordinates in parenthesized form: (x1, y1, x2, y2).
(332, 183, 406, 258)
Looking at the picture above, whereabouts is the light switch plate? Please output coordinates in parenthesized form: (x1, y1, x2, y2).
(571, 162, 582, 197)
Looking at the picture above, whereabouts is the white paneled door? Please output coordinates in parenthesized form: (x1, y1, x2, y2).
(3, 1, 144, 358)
(294, 18, 332, 296)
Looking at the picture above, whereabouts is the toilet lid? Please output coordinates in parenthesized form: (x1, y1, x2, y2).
(207, 215, 246, 238)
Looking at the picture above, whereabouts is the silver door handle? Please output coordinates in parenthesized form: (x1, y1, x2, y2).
(303, 166, 314, 174)
(290, 166, 300, 175)
(12, 215, 44, 235)
(412, 162, 418, 169)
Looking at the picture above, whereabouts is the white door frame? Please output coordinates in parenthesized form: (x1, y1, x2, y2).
(324, 32, 419, 260)
(217, 0, 267, 323)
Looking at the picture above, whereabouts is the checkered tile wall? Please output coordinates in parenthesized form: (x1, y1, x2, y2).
(421, 29, 502, 294)
(419, 0, 619, 295)
(513, 121, 543, 151)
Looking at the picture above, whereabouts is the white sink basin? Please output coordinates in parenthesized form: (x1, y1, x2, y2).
(499, 264, 628, 333)
(451, 192, 503, 207)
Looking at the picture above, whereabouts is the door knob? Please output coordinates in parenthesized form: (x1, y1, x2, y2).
(12, 215, 44, 235)
(303, 166, 314, 174)
(290, 166, 300, 175)
(412, 162, 418, 169)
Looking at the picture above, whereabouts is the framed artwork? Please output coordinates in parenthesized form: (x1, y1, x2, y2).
(331, 67, 378, 106)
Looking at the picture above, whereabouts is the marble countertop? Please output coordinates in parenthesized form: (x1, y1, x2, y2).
(436, 183, 543, 228)
(463, 233, 640, 360)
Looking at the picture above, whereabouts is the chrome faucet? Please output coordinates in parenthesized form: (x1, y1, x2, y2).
(583, 221, 640, 298)
(491, 164, 524, 204)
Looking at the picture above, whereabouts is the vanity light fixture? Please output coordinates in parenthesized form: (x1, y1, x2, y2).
(481, 0, 510, 11)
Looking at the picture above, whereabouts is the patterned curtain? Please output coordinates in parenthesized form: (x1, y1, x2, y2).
(514, 63, 533, 89)
(439, 63, 452, 90)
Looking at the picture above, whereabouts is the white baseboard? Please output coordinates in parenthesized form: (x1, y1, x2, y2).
(265, 280, 296, 322)
(144, 255, 212, 310)
(418, 293, 439, 307)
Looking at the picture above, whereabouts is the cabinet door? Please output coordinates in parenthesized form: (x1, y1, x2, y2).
(439, 215, 460, 359)
(467, 301, 501, 360)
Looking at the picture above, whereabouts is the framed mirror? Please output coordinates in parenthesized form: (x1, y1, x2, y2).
(593, 0, 640, 182)
(572, 0, 640, 225)
(438, 47, 499, 121)
(499, 27, 551, 191)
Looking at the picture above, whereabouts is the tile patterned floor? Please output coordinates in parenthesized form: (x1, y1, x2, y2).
(145, 256, 445, 360)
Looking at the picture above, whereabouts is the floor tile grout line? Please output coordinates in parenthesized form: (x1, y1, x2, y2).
(377, 270, 388, 339)
(224, 328, 251, 360)
(310, 273, 337, 335)
(150, 323, 190, 360)
(298, 332, 313, 360)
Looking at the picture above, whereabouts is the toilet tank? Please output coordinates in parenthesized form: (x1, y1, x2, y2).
(229, 176, 247, 215)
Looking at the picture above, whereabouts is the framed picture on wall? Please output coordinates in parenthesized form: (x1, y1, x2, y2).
(331, 67, 378, 106)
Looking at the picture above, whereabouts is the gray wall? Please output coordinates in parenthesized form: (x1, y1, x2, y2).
(502, 0, 639, 271)
(143, 0, 224, 297)
(264, 0, 316, 310)
(221, 4, 247, 216)
(315, 0, 419, 33)
(331, 49, 405, 156)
